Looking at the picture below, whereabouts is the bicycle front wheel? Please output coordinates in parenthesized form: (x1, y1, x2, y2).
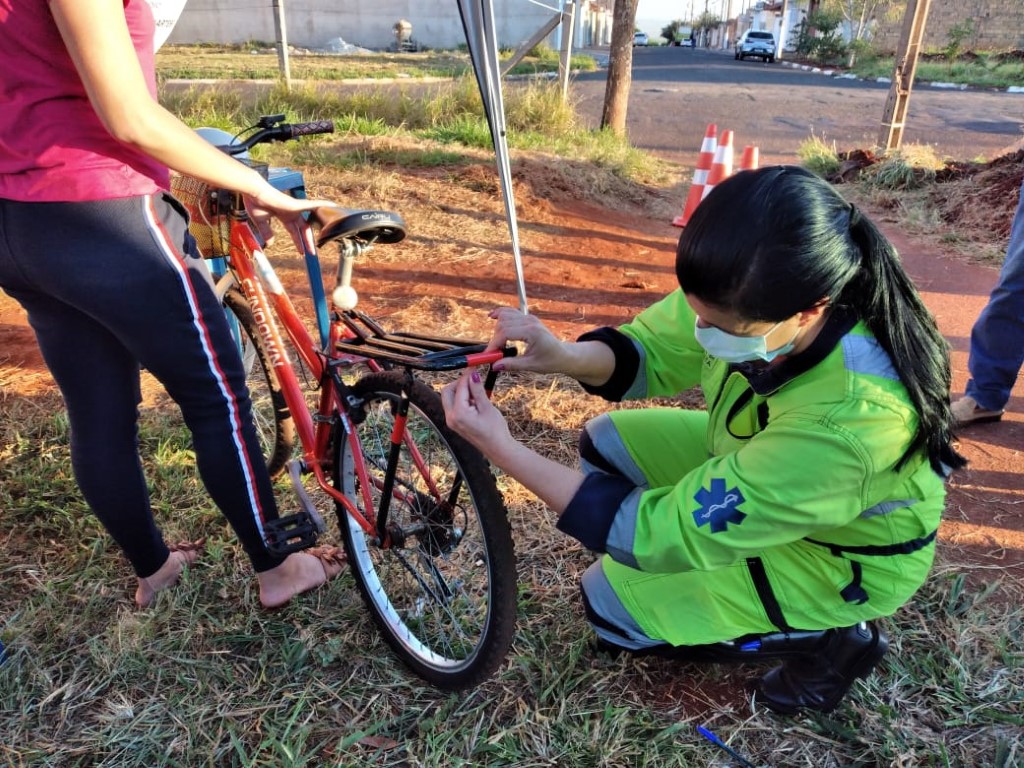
(223, 288, 294, 477)
(336, 371, 517, 689)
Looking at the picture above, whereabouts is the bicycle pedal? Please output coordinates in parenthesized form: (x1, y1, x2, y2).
(264, 512, 320, 556)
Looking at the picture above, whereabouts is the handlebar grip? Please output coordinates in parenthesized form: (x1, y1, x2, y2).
(288, 120, 335, 138)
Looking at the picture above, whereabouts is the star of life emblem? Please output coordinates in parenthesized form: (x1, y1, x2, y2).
(693, 478, 747, 533)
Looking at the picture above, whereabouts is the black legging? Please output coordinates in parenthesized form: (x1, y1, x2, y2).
(0, 193, 285, 577)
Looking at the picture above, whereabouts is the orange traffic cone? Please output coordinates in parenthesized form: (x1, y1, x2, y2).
(739, 144, 760, 171)
(701, 129, 734, 201)
(673, 123, 717, 228)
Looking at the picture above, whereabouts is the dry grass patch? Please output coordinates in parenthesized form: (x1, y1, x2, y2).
(3, 98, 1023, 766)
(3, 369, 1022, 766)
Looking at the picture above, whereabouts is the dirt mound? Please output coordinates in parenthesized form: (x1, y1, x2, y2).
(832, 147, 1023, 239)
(932, 149, 1024, 237)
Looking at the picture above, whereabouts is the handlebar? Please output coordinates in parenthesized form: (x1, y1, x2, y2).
(287, 120, 335, 138)
(224, 115, 335, 156)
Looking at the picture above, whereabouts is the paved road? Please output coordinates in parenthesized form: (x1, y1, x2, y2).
(569, 46, 1023, 166)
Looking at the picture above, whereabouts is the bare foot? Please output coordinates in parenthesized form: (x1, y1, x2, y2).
(135, 541, 204, 608)
(258, 547, 346, 609)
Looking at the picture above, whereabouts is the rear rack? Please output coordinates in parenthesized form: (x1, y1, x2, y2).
(333, 310, 513, 371)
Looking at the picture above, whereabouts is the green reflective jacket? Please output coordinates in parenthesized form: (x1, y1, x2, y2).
(600, 289, 945, 575)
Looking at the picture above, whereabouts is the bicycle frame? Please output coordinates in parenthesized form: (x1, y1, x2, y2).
(168, 118, 520, 688)
(215, 205, 506, 547)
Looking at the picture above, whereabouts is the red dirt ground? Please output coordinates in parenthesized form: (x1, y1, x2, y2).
(1, 171, 1021, 587)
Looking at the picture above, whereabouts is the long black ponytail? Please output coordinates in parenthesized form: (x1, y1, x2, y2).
(676, 165, 966, 474)
(839, 209, 966, 473)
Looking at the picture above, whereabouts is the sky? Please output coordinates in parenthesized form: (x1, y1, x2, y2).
(639, 0, 691, 19)
(636, 0, 736, 34)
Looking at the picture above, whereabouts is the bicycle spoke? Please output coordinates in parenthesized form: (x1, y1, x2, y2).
(390, 545, 453, 606)
(337, 372, 516, 687)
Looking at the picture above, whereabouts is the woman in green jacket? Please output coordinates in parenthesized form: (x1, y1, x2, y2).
(441, 165, 965, 714)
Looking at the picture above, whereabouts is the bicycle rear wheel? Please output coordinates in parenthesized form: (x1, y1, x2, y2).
(222, 288, 294, 477)
(336, 370, 517, 689)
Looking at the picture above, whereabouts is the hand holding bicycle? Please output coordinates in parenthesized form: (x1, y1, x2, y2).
(441, 370, 515, 458)
(242, 184, 334, 250)
(193, 115, 339, 250)
(487, 307, 572, 373)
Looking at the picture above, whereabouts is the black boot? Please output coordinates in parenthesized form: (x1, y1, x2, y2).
(594, 627, 837, 664)
(754, 621, 888, 715)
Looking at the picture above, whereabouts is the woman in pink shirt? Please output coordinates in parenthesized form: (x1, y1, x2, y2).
(0, 0, 341, 608)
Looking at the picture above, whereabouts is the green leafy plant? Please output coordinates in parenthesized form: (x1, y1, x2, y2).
(794, 9, 848, 66)
(798, 133, 841, 178)
(846, 38, 873, 69)
(944, 18, 976, 71)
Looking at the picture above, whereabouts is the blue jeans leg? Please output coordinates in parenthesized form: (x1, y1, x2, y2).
(965, 180, 1024, 411)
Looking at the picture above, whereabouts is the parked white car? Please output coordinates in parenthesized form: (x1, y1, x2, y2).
(633, 31, 649, 46)
(734, 30, 776, 63)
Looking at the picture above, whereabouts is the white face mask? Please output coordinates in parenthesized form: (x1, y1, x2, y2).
(693, 317, 799, 364)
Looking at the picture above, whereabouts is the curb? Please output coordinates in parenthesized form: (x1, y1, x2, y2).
(777, 59, 1024, 94)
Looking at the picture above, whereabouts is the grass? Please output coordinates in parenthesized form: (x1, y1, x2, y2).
(159, 80, 665, 185)
(3, 68, 1023, 767)
(156, 45, 597, 83)
(2, 379, 1023, 766)
(849, 50, 1024, 89)
(797, 134, 842, 178)
(861, 145, 945, 191)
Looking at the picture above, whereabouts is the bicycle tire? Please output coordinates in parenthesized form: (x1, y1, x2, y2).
(336, 370, 517, 689)
(222, 288, 295, 477)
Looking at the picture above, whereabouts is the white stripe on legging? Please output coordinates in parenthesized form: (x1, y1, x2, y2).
(142, 195, 268, 539)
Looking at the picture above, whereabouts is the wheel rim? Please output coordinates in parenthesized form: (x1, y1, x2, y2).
(340, 391, 495, 670)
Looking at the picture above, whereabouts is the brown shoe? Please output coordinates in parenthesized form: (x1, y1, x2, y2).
(951, 396, 1003, 427)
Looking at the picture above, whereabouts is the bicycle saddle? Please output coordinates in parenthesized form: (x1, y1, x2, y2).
(314, 207, 406, 246)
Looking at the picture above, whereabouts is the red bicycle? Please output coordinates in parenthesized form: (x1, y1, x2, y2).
(170, 115, 517, 689)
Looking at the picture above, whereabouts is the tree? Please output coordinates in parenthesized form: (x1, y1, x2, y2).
(692, 11, 722, 46)
(823, 0, 904, 47)
(661, 19, 687, 43)
(795, 7, 848, 64)
(943, 18, 975, 71)
(600, 0, 640, 135)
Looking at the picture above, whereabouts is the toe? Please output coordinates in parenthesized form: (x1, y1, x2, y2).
(134, 547, 199, 608)
(306, 546, 346, 582)
(169, 538, 206, 565)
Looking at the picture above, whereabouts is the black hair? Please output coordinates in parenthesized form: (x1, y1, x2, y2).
(676, 165, 965, 474)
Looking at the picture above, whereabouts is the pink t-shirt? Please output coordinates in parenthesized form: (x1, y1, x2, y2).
(0, 0, 169, 202)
